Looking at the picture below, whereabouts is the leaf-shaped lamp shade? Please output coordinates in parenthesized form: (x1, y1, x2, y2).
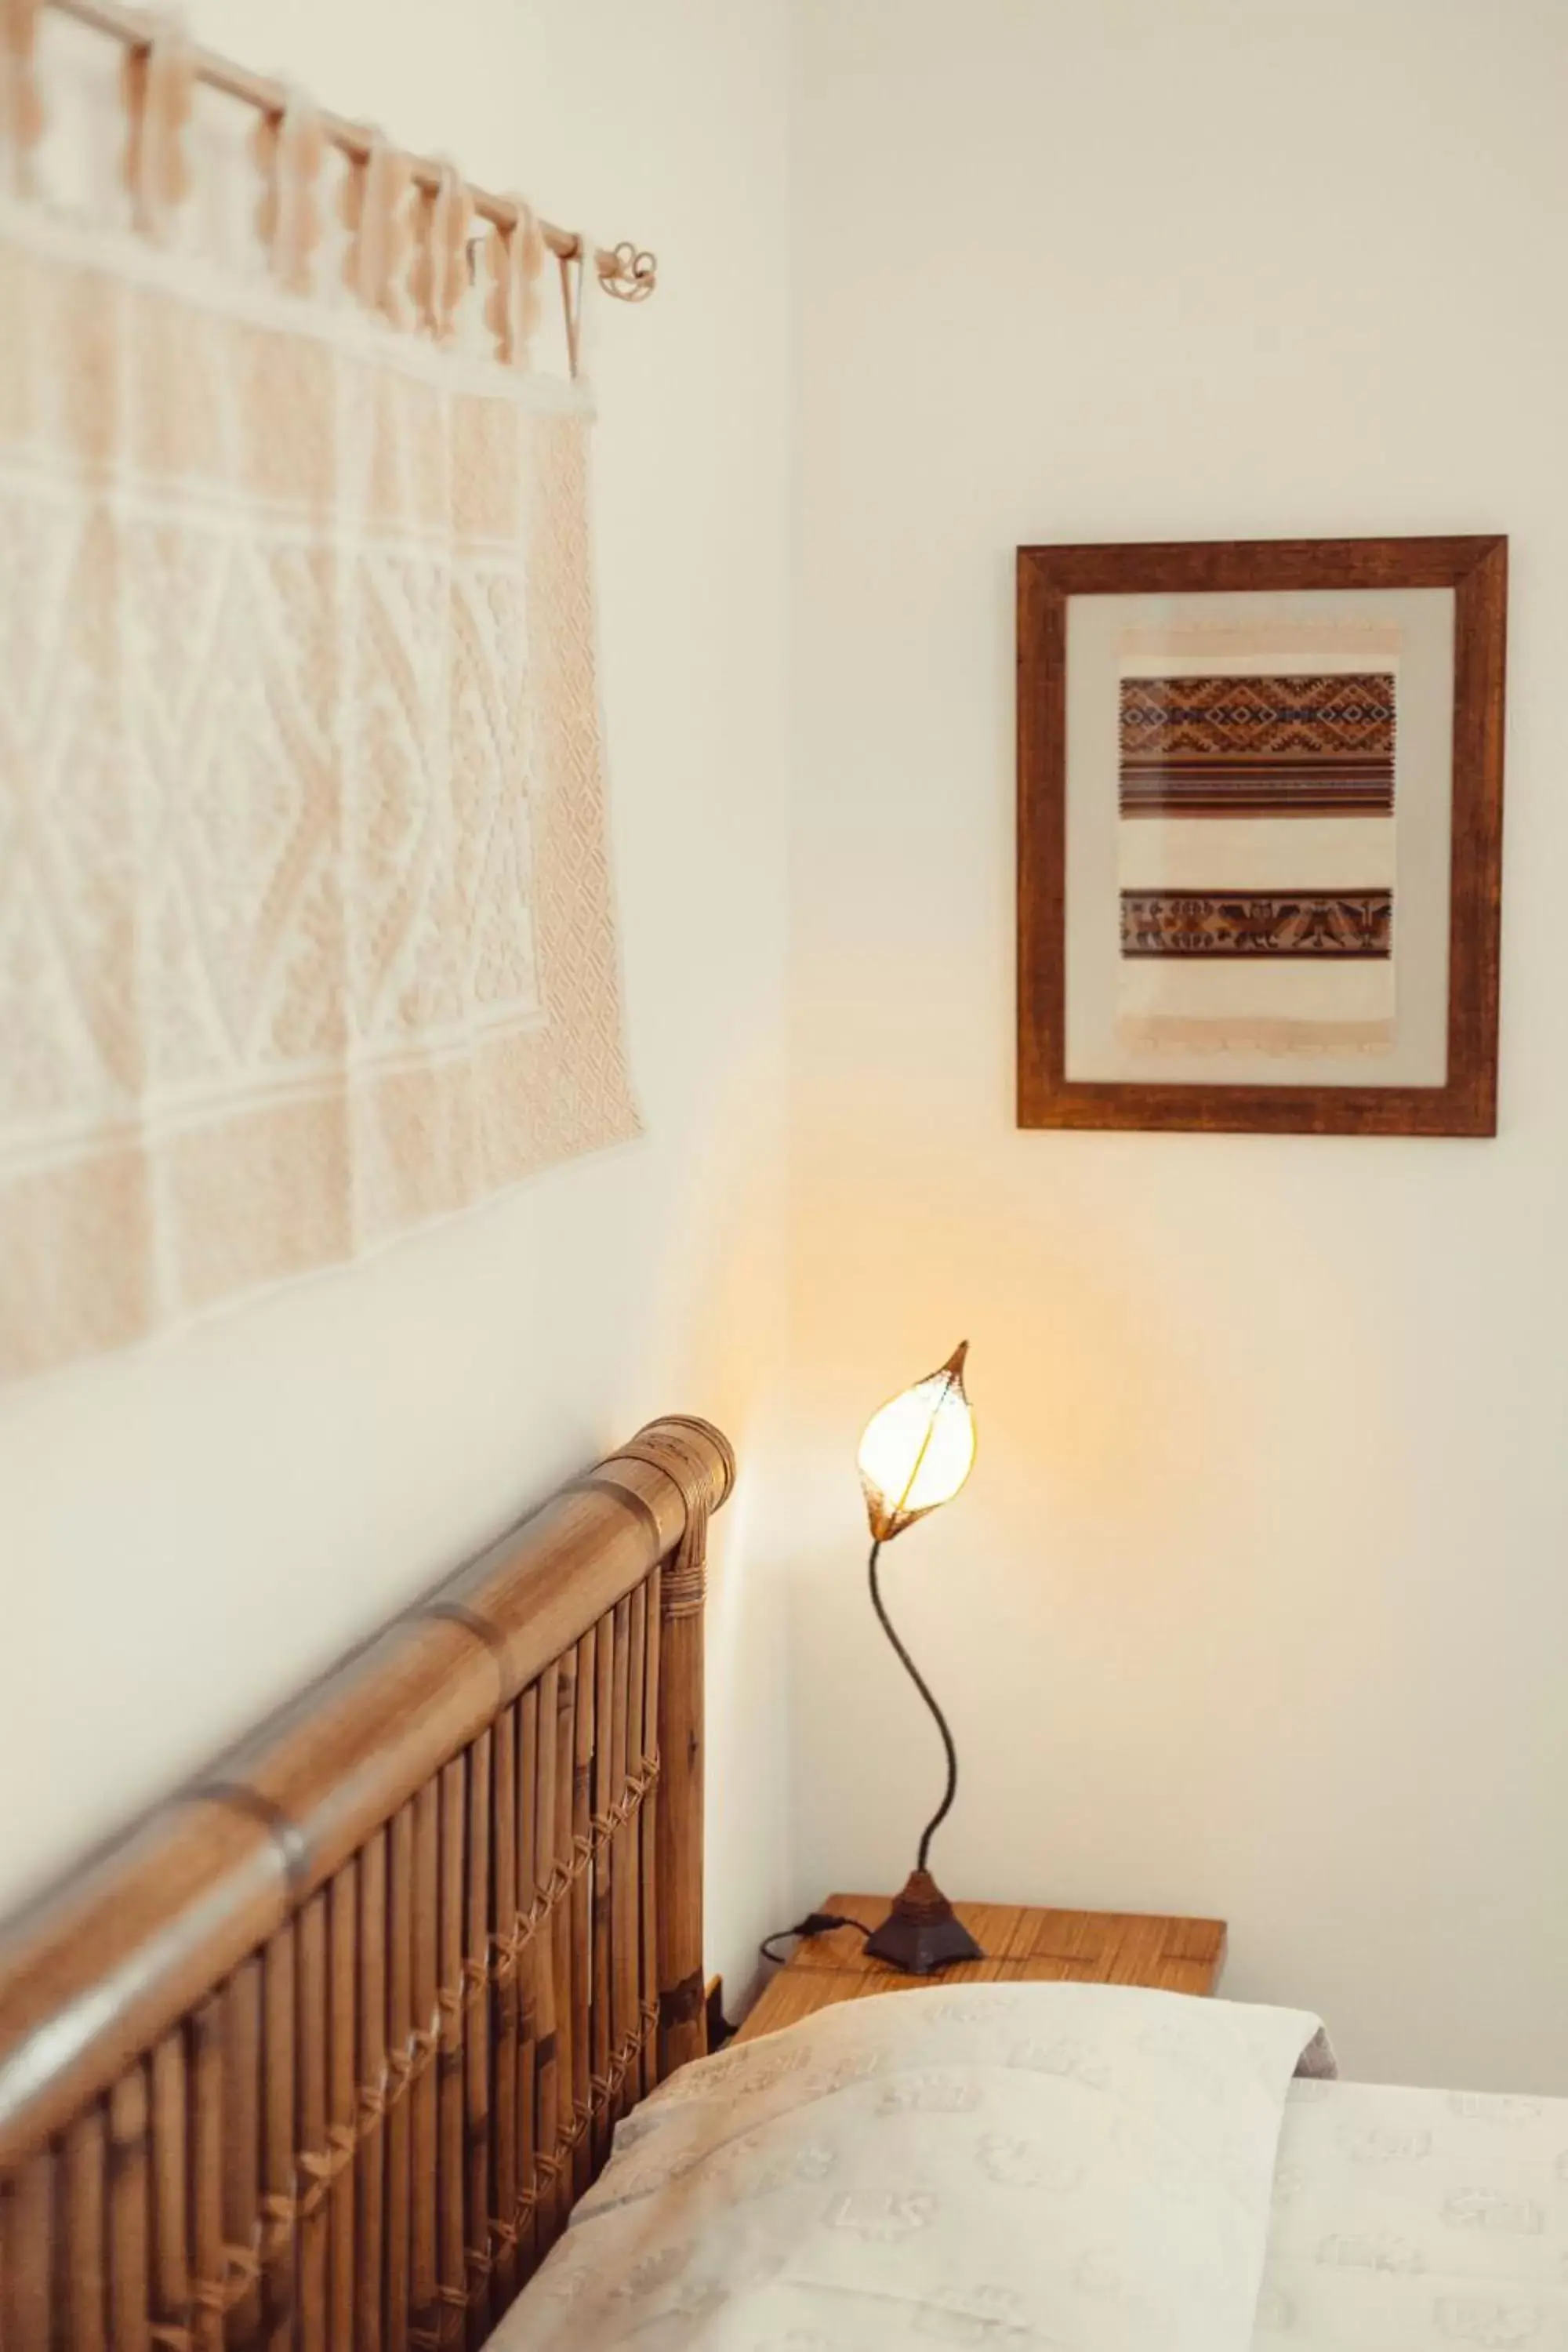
(857, 1342, 975, 1544)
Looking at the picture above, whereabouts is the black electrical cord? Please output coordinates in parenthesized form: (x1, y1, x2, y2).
(758, 1909, 877, 1967)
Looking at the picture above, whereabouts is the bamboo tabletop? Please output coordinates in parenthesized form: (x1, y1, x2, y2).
(735, 1896, 1227, 2044)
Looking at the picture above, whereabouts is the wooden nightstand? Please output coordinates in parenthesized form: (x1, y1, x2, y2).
(735, 1894, 1227, 2043)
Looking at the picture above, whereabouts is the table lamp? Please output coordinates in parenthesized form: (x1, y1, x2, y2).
(855, 1341, 983, 1973)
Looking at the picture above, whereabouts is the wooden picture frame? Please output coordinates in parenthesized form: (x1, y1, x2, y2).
(1017, 536, 1507, 1135)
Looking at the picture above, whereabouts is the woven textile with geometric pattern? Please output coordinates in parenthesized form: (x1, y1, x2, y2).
(0, 194, 637, 1383)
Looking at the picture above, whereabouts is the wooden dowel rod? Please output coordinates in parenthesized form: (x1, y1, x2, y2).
(45, 0, 655, 294)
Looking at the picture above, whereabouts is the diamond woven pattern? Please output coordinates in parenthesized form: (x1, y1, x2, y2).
(0, 212, 638, 1382)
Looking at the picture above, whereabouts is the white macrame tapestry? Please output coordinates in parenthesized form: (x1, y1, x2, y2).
(0, 31, 638, 1385)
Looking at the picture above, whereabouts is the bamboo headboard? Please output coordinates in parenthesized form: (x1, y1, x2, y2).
(0, 1414, 734, 2350)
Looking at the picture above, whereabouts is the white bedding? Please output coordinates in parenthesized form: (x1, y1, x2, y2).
(1264, 2075, 1568, 2349)
(500, 1980, 1327, 2350)
(495, 1987, 1568, 2351)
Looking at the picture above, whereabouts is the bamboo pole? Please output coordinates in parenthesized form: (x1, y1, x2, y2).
(296, 1897, 330, 2352)
(608, 1599, 636, 2114)
(408, 1789, 439, 2350)
(638, 1568, 662, 2098)
(327, 1864, 359, 2352)
(548, 1657, 576, 2240)
(528, 1664, 560, 2261)
(188, 2000, 223, 2352)
(462, 1730, 492, 2349)
(147, 2033, 188, 2342)
(2, 2150, 53, 2352)
(0, 1428, 722, 2173)
(589, 1613, 615, 2171)
(354, 1832, 388, 2352)
(514, 1687, 540, 2284)
(568, 1630, 595, 2197)
(488, 1708, 518, 2312)
(655, 1508, 709, 2076)
(260, 1924, 296, 2352)
(624, 1581, 650, 2107)
(221, 1961, 262, 2349)
(64, 2105, 107, 2352)
(435, 1760, 466, 2345)
(0, 1415, 735, 2347)
(107, 2070, 151, 2352)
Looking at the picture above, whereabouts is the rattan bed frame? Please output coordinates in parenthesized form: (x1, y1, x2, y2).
(0, 1414, 734, 2350)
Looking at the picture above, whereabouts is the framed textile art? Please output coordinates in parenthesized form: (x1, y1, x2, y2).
(1016, 537, 1506, 1135)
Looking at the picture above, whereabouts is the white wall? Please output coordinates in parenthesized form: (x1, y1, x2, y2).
(787, 0, 1568, 2091)
(9, 0, 1568, 2096)
(0, 0, 793, 2002)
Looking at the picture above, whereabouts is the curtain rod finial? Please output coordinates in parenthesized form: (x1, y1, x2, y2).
(599, 241, 656, 301)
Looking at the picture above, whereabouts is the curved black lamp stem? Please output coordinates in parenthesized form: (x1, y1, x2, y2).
(867, 1539, 959, 1871)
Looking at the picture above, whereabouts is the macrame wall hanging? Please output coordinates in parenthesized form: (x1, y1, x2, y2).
(0, 0, 652, 1385)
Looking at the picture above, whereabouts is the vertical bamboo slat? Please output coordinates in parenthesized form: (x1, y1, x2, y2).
(623, 1584, 648, 2114)
(328, 1864, 358, 2352)
(296, 1896, 329, 2352)
(223, 1959, 263, 2349)
(190, 1997, 224, 2352)
(107, 2068, 151, 2352)
(409, 1786, 438, 2343)
(354, 1831, 388, 2352)
(260, 1923, 296, 2352)
(608, 1597, 635, 2131)
(462, 1728, 492, 2348)
(489, 1708, 518, 2310)
(529, 1664, 559, 2260)
(549, 1655, 575, 2234)
(0, 1421, 733, 2352)
(435, 1757, 466, 2343)
(639, 1567, 663, 2098)
(64, 2104, 107, 2352)
(514, 1687, 539, 2282)
(4, 2151, 53, 2352)
(656, 1499, 711, 2076)
(569, 1630, 596, 2195)
(148, 2033, 189, 2340)
(589, 1614, 615, 2172)
(384, 1809, 414, 2352)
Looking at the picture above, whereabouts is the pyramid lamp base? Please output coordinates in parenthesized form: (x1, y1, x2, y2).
(862, 1867, 983, 1976)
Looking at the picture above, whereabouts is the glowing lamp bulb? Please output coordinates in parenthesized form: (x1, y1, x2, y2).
(857, 1342, 975, 1544)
